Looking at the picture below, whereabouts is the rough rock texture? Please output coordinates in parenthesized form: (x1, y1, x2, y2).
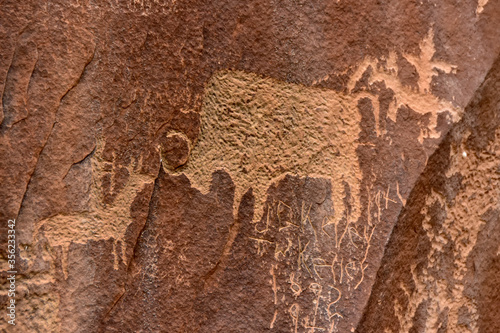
(0, 0, 499, 332)
(357, 54, 500, 333)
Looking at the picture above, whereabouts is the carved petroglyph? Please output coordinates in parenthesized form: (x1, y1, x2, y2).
(158, 27, 460, 331)
(404, 29, 457, 95)
(290, 272, 303, 298)
(260, 197, 375, 332)
(32, 139, 156, 276)
(396, 181, 406, 207)
(395, 128, 500, 332)
(355, 225, 375, 290)
(477, 0, 489, 14)
(152, 28, 460, 332)
(347, 28, 460, 140)
(249, 237, 274, 256)
(169, 69, 363, 225)
(290, 303, 300, 333)
(270, 310, 278, 329)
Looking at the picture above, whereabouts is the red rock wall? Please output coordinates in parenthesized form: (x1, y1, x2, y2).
(357, 54, 500, 333)
(0, 1, 499, 332)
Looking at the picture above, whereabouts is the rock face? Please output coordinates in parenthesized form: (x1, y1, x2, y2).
(357, 55, 500, 333)
(0, 1, 499, 332)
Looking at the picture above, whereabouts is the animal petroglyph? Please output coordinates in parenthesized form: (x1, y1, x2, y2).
(32, 139, 156, 276)
(168, 70, 363, 225)
(347, 28, 460, 141)
(159, 29, 462, 330)
(167, 29, 460, 226)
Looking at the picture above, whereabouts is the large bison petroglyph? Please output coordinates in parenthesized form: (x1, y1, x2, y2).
(165, 70, 363, 225)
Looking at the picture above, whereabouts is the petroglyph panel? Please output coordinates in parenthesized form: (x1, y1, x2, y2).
(248, 179, 376, 333)
(168, 27, 460, 225)
(2, 0, 500, 331)
(28, 27, 461, 286)
(156, 28, 464, 331)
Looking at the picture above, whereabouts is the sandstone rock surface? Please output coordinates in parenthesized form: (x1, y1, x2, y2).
(0, 0, 499, 332)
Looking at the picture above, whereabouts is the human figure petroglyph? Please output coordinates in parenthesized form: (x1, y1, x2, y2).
(383, 184, 397, 209)
(308, 282, 323, 332)
(354, 225, 375, 289)
(277, 200, 300, 232)
(297, 238, 313, 277)
(275, 237, 293, 260)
